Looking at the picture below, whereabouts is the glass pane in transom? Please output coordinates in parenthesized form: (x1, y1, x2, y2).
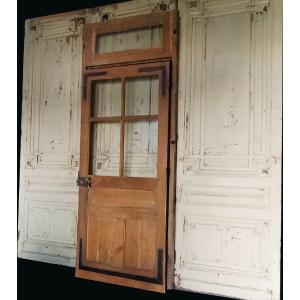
(96, 26, 162, 54)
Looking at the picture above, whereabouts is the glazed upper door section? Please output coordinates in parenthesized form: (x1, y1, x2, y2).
(82, 11, 176, 66)
(76, 61, 170, 293)
(89, 75, 159, 178)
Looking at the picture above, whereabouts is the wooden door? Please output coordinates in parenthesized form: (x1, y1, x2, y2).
(75, 61, 170, 292)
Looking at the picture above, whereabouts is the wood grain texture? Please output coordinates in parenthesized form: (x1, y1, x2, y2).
(77, 17, 175, 291)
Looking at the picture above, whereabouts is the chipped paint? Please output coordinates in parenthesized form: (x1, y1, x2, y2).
(18, 0, 176, 269)
(175, 0, 282, 299)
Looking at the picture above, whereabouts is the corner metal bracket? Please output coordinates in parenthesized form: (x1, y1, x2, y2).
(76, 173, 91, 187)
(79, 239, 163, 284)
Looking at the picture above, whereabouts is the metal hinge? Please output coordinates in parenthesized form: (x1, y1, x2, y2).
(76, 173, 91, 187)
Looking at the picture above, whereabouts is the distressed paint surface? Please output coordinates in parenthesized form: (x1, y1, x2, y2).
(18, 0, 176, 267)
(175, 0, 281, 299)
(18, 16, 83, 266)
(18, 0, 282, 299)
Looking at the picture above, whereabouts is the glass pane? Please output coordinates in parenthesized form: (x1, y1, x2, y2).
(124, 120, 158, 178)
(90, 123, 120, 176)
(96, 26, 163, 54)
(125, 77, 159, 116)
(91, 79, 121, 117)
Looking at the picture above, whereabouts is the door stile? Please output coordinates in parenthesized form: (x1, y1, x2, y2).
(157, 62, 170, 288)
(119, 78, 126, 177)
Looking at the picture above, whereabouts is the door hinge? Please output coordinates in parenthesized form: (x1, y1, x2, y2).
(76, 173, 91, 187)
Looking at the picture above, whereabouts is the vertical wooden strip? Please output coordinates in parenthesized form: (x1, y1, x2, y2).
(140, 221, 156, 271)
(167, 10, 178, 290)
(124, 219, 140, 269)
(86, 215, 98, 261)
(119, 78, 126, 177)
(155, 61, 170, 289)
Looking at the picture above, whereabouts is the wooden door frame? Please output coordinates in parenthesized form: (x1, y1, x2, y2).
(76, 11, 178, 291)
(83, 11, 176, 67)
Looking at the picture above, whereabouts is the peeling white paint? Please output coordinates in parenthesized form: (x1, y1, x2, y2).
(18, 0, 281, 299)
(175, 0, 282, 299)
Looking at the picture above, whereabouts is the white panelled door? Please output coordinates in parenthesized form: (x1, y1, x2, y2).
(18, 14, 83, 266)
(18, 0, 176, 268)
(175, 0, 282, 299)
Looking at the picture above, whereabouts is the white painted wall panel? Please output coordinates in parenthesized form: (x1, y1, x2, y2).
(18, 0, 176, 267)
(175, 0, 281, 299)
(18, 15, 83, 266)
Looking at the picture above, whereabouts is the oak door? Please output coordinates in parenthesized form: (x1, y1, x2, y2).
(76, 61, 170, 292)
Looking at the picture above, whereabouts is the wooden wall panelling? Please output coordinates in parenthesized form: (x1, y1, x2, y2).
(18, 0, 177, 274)
(85, 0, 177, 23)
(175, 0, 281, 299)
(18, 13, 84, 266)
(166, 9, 179, 290)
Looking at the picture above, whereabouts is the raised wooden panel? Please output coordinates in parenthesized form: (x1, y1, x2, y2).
(39, 37, 72, 154)
(181, 184, 270, 209)
(204, 13, 250, 157)
(26, 202, 77, 245)
(184, 221, 222, 266)
(175, 0, 281, 299)
(180, 216, 269, 276)
(83, 209, 158, 277)
(27, 19, 82, 169)
(86, 216, 124, 267)
(223, 225, 262, 272)
(88, 187, 156, 209)
(124, 220, 156, 271)
(178, 0, 272, 177)
(28, 206, 51, 241)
